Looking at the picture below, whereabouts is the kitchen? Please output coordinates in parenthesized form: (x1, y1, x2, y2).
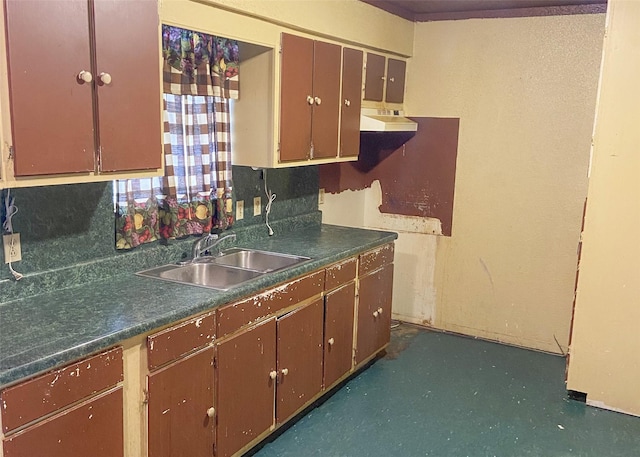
(0, 0, 638, 456)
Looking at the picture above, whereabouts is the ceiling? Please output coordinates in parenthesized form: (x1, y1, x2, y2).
(359, 0, 607, 21)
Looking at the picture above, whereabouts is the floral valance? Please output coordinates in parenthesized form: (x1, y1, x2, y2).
(162, 25, 239, 99)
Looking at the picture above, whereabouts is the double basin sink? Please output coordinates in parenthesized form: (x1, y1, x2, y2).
(136, 248, 310, 290)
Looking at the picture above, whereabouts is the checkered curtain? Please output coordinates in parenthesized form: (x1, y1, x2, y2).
(114, 26, 237, 250)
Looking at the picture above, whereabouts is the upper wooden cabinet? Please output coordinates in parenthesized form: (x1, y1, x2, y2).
(364, 53, 407, 105)
(279, 34, 341, 162)
(1, 0, 162, 184)
(232, 34, 363, 168)
(340, 47, 364, 158)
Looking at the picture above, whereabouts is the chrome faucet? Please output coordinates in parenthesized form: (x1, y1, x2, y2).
(191, 233, 237, 260)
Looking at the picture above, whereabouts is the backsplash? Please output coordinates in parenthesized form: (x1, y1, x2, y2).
(0, 165, 320, 298)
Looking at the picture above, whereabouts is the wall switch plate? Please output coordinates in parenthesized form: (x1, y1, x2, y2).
(3, 233, 22, 263)
(253, 196, 261, 216)
(319, 188, 325, 205)
(236, 200, 244, 221)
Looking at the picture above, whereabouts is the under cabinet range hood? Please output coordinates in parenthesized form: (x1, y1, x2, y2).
(360, 108, 418, 133)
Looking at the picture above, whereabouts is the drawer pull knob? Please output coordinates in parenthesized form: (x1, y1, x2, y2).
(207, 407, 215, 418)
(99, 72, 112, 85)
(314, 96, 322, 105)
(78, 70, 93, 83)
(344, 99, 351, 107)
(307, 95, 314, 105)
(269, 370, 278, 380)
(373, 310, 379, 318)
(328, 337, 335, 346)
(281, 368, 289, 376)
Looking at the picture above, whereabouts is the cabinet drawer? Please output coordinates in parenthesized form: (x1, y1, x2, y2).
(2, 387, 123, 457)
(324, 257, 357, 291)
(359, 243, 394, 276)
(147, 311, 216, 370)
(0, 347, 123, 433)
(217, 270, 325, 338)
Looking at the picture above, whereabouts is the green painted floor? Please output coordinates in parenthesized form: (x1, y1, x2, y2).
(253, 324, 640, 456)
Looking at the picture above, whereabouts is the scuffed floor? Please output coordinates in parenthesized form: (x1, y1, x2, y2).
(253, 324, 640, 456)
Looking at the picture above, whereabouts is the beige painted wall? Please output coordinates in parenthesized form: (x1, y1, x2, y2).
(324, 13, 605, 353)
(566, 0, 640, 416)
(407, 14, 605, 353)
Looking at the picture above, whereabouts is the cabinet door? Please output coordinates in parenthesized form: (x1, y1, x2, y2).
(4, 0, 95, 176)
(385, 58, 406, 104)
(355, 264, 393, 365)
(147, 348, 214, 457)
(276, 299, 324, 424)
(310, 41, 341, 159)
(93, 0, 162, 172)
(339, 48, 363, 158)
(279, 33, 314, 162)
(324, 282, 356, 388)
(2, 388, 123, 457)
(216, 318, 276, 457)
(363, 53, 385, 102)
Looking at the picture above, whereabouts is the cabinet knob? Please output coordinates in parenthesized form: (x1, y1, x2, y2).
(207, 407, 215, 418)
(77, 70, 93, 83)
(269, 370, 278, 380)
(328, 337, 335, 346)
(344, 99, 351, 107)
(389, 77, 395, 83)
(378, 307, 383, 314)
(373, 310, 379, 318)
(99, 72, 112, 85)
(307, 95, 314, 105)
(314, 97, 322, 106)
(380, 76, 386, 81)
(281, 368, 289, 376)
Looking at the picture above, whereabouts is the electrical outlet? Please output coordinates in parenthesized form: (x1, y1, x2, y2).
(319, 188, 325, 205)
(253, 196, 261, 216)
(236, 200, 244, 221)
(3, 233, 22, 263)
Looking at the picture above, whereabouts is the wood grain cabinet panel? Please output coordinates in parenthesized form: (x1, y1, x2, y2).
(279, 33, 341, 162)
(217, 270, 325, 338)
(216, 318, 277, 457)
(324, 282, 356, 387)
(385, 58, 406, 104)
(3, 0, 161, 177)
(147, 311, 216, 370)
(276, 299, 324, 423)
(356, 263, 393, 365)
(364, 52, 385, 102)
(2, 388, 123, 457)
(340, 47, 364, 158)
(0, 347, 123, 433)
(147, 348, 215, 457)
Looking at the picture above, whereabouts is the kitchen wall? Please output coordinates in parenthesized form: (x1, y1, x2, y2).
(566, 0, 640, 416)
(0, 166, 319, 285)
(323, 13, 605, 353)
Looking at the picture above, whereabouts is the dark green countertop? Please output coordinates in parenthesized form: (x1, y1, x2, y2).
(0, 224, 396, 388)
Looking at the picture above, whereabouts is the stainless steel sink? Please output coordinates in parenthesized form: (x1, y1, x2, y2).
(213, 248, 310, 273)
(136, 248, 310, 290)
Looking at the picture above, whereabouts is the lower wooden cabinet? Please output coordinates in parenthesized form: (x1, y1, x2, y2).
(276, 299, 324, 423)
(216, 299, 324, 456)
(324, 281, 356, 387)
(355, 262, 394, 366)
(2, 388, 124, 457)
(147, 348, 215, 457)
(216, 317, 277, 457)
(0, 348, 124, 457)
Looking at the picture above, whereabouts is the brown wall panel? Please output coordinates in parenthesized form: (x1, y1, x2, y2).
(319, 117, 460, 236)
